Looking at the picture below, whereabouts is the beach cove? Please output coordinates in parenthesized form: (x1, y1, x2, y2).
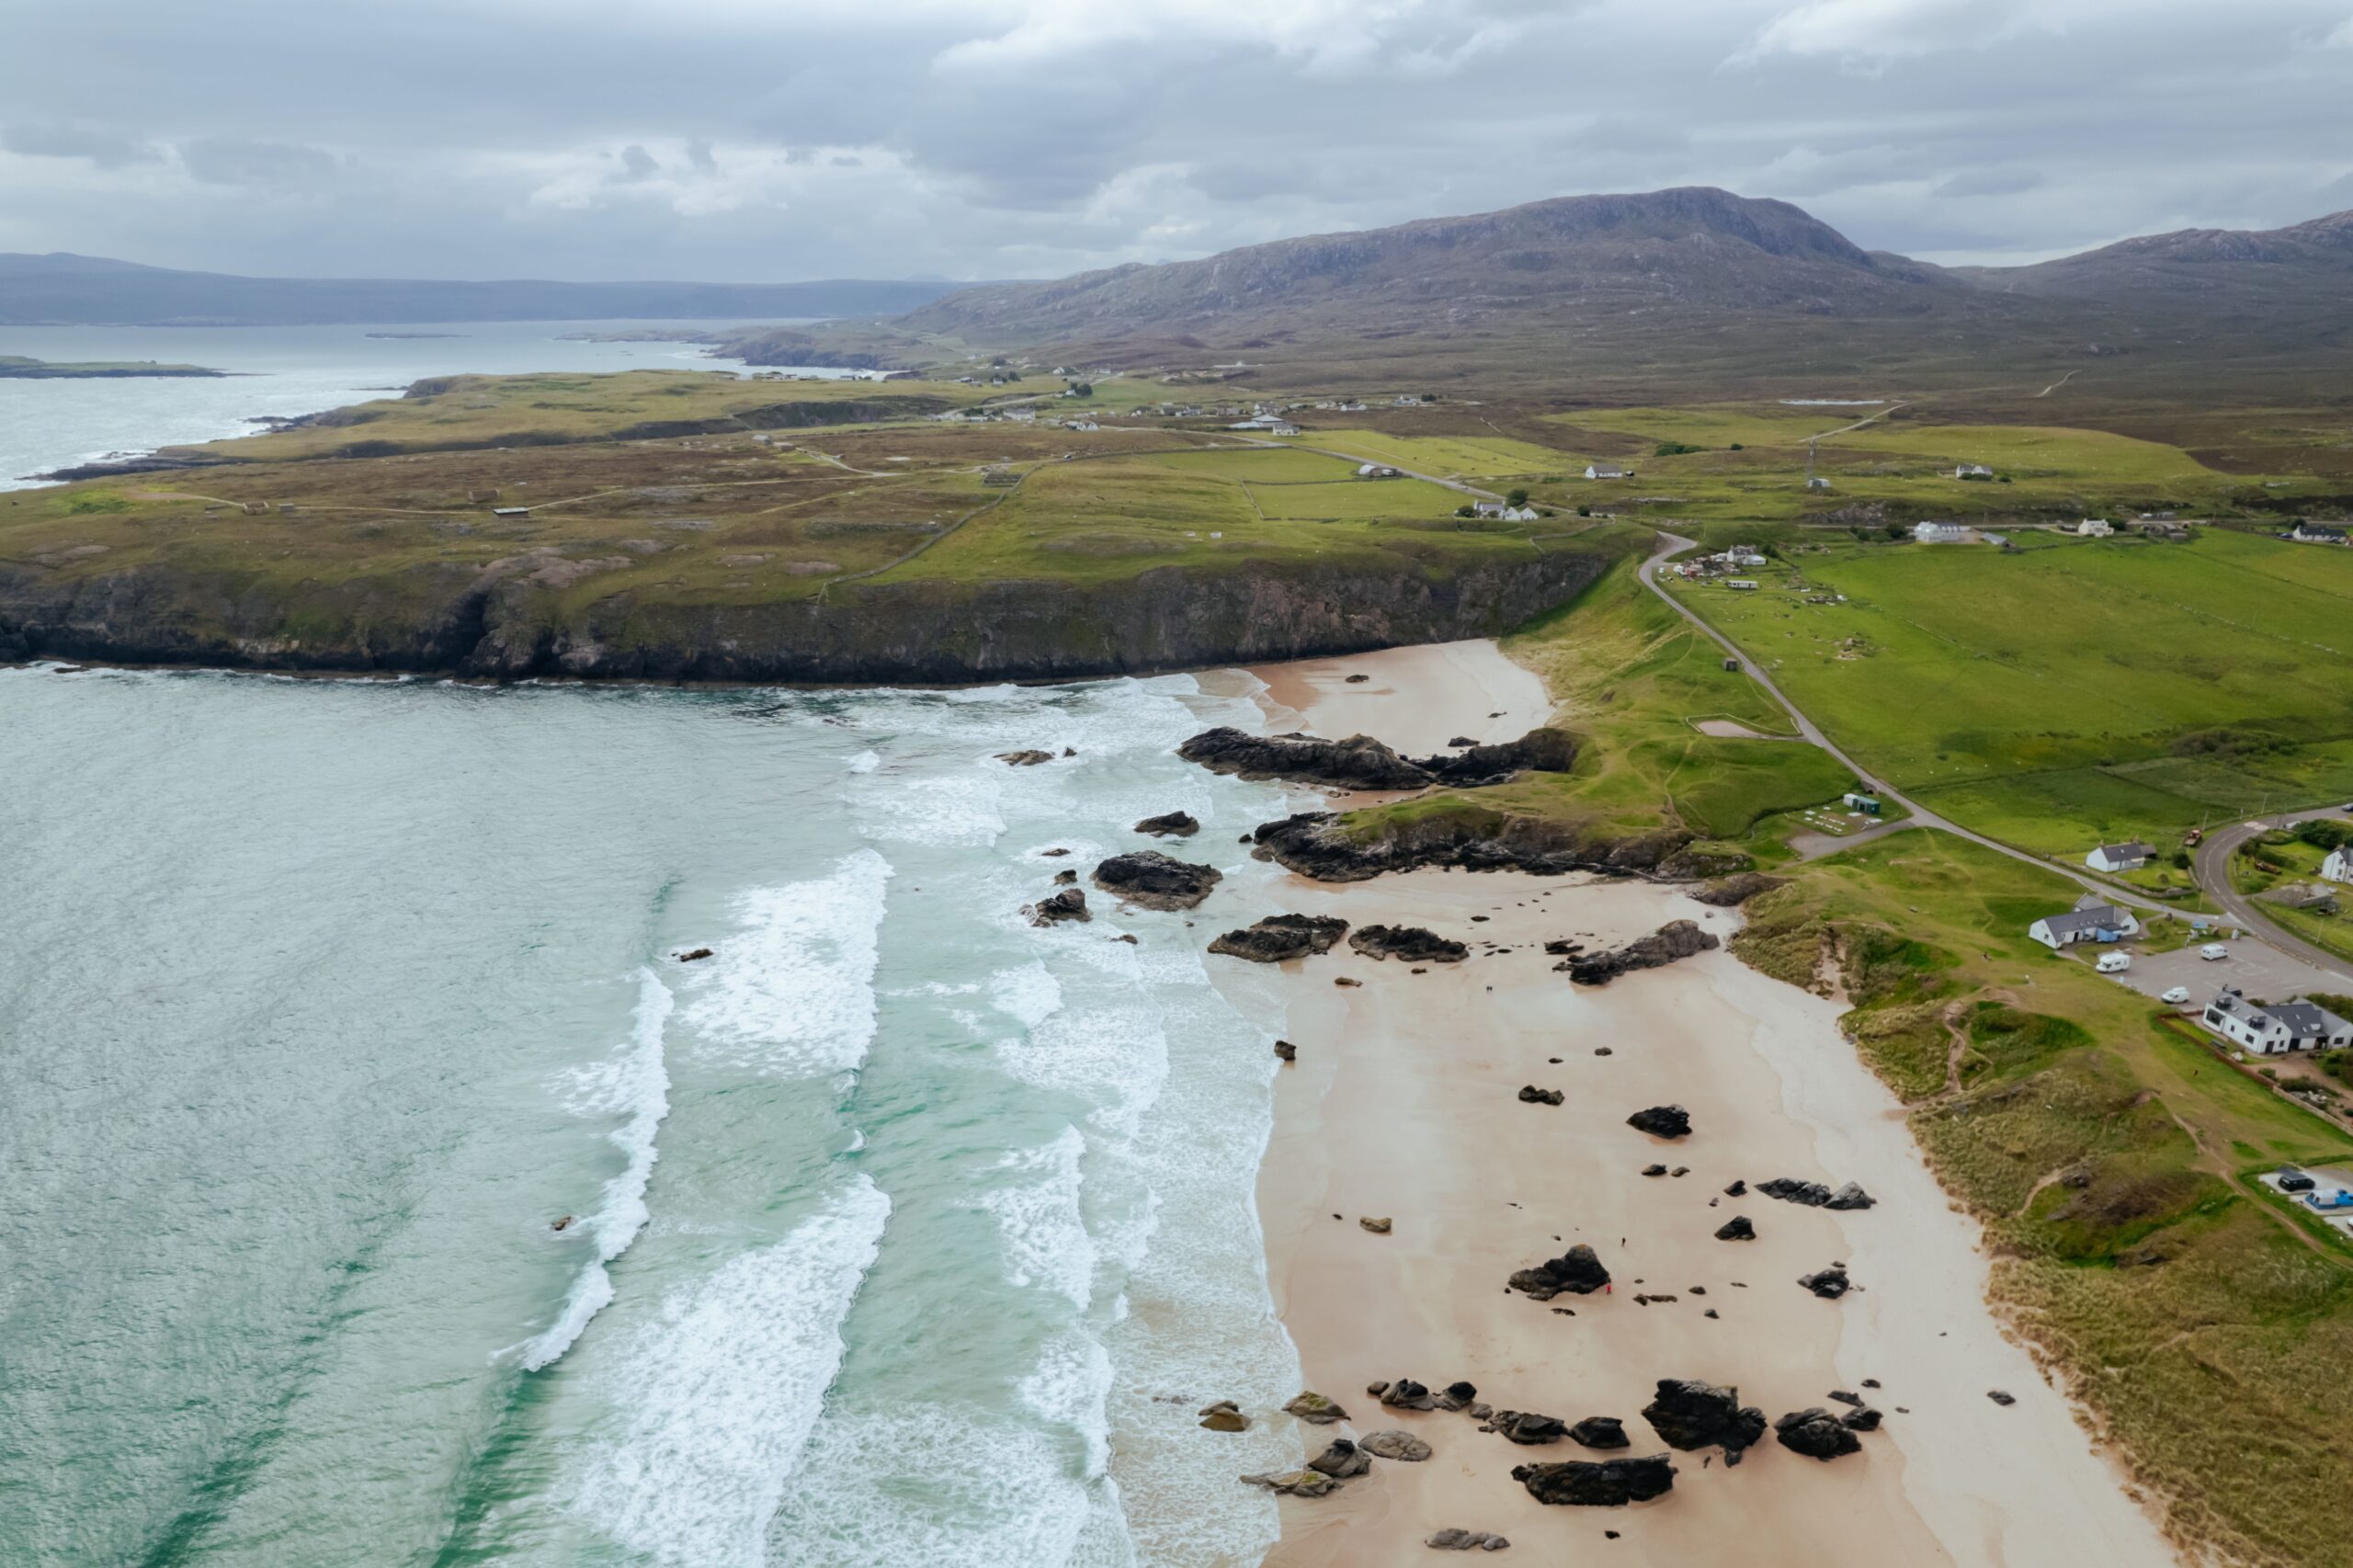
(1211, 640, 2178, 1566)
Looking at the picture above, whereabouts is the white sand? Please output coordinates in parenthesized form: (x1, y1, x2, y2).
(1244, 641, 1553, 755)
(1205, 639, 2175, 1566)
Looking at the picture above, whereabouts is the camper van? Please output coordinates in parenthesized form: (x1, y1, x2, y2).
(2096, 951, 2131, 974)
(2200, 943, 2229, 961)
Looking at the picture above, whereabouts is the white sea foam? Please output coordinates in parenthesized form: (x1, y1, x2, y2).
(680, 848, 891, 1076)
(858, 767, 1006, 846)
(514, 969, 675, 1370)
(982, 1127, 1095, 1310)
(574, 1175, 892, 1567)
(1017, 1330, 1116, 1478)
(846, 749, 881, 774)
(988, 961, 1063, 1030)
(764, 1403, 1114, 1568)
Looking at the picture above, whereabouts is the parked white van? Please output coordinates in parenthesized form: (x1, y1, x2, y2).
(2097, 951, 2131, 974)
(2161, 986, 2191, 1005)
(2200, 943, 2229, 960)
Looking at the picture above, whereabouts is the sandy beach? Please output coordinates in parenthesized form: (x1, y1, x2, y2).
(1209, 640, 2177, 1565)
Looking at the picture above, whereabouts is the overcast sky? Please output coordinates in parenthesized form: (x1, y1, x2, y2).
(5, 0, 2350, 283)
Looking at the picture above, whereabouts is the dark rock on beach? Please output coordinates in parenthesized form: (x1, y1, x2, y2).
(1308, 1438, 1372, 1479)
(1347, 924, 1469, 963)
(1508, 1244, 1610, 1301)
(1134, 810, 1201, 837)
(1799, 1266, 1853, 1299)
(1641, 1380, 1767, 1458)
(1245, 807, 1691, 884)
(1199, 1400, 1249, 1432)
(1566, 920, 1720, 986)
(1568, 1416, 1631, 1449)
(1842, 1406, 1882, 1432)
(1209, 913, 1349, 962)
(1274, 1040, 1297, 1062)
(1025, 888, 1090, 926)
(1512, 1455, 1677, 1506)
(1490, 1411, 1568, 1446)
(1773, 1408, 1863, 1460)
(1518, 1085, 1565, 1106)
(1091, 851, 1222, 910)
(1626, 1104, 1691, 1139)
(1713, 1215, 1756, 1241)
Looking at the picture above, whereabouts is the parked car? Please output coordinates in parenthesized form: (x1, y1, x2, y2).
(2200, 943, 2229, 960)
(2096, 951, 2131, 973)
(2279, 1168, 2317, 1193)
(2161, 986, 2191, 1005)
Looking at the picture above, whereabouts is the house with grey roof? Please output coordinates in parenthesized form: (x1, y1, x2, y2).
(2085, 840, 2156, 873)
(1585, 462, 1631, 481)
(2028, 903, 2140, 949)
(2200, 989, 2353, 1054)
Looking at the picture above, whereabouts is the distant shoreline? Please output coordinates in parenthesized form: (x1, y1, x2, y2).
(0, 356, 228, 380)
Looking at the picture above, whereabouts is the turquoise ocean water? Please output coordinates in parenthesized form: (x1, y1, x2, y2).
(0, 665, 1305, 1565)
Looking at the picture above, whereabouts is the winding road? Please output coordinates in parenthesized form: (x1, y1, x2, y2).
(1637, 532, 2165, 909)
(2193, 809, 2353, 977)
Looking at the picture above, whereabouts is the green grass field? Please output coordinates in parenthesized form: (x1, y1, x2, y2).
(1667, 529, 2353, 857)
(1244, 476, 1465, 519)
(1301, 427, 1576, 480)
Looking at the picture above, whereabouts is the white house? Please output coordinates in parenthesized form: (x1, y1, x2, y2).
(2028, 903, 2140, 949)
(1725, 579, 1759, 591)
(1586, 463, 1631, 480)
(1956, 463, 1993, 480)
(2200, 990, 2353, 1054)
(1472, 501, 1506, 519)
(2086, 840, 2156, 873)
(1913, 521, 1969, 544)
(2322, 846, 2353, 883)
(2292, 521, 2348, 544)
(2078, 518, 2113, 537)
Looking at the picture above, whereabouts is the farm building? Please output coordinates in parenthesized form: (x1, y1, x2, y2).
(1725, 579, 1759, 591)
(1502, 505, 1540, 521)
(2292, 521, 2348, 543)
(1585, 462, 1631, 480)
(491, 506, 530, 517)
(2085, 840, 2155, 872)
(1912, 521, 1969, 543)
(1956, 463, 1994, 480)
(1842, 792, 1881, 814)
(2028, 903, 2140, 949)
(2077, 518, 2113, 537)
(2200, 990, 2353, 1054)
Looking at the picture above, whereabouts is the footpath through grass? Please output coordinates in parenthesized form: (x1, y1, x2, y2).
(1738, 830, 2353, 1568)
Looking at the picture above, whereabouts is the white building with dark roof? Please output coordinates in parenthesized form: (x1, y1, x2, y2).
(2028, 903, 2140, 949)
(2086, 840, 2156, 873)
(2200, 990, 2353, 1054)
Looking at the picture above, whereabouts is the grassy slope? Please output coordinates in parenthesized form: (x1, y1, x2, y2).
(1338, 547, 1856, 849)
(1664, 530, 2353, 856)
(1737, 831, 2353, 1568)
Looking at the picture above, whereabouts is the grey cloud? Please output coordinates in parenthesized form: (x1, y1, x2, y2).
(1934, 168, 2045, 199)
(3, 121, 163, 166)
(178, 138, 339, 187)
(0, 0, 2346, 278)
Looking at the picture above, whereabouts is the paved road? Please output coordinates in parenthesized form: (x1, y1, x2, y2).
(1636, 532, 2164, 908)
(2193, 807, 2353, 981)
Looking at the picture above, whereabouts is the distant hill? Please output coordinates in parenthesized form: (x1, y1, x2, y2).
(0, 253, 969, 326)
(796, 188, 2353, 395)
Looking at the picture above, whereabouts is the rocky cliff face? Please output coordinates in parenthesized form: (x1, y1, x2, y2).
(0, 547, 1610, 685)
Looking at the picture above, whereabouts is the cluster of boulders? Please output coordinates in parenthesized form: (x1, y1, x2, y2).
(1757, 1176, 1875, 1210)
(1511, 1455, 1677, 1506)
(1208, 914, 1348, 962)
(1370, 1377, 1481, 1413)
(1641, 1379, 1767, 1463)
(1091, 851, 1222, 910)
(1518, 1085, 1565, 1107)
(1506, 1244, 1611, 1301)
(1563, 919, 1721, 985)
(1347, 925, 1468, 963)
(1426, 1528, 1511, 1551)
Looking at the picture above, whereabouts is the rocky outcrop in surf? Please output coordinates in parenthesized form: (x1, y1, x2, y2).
(1090, 851, 1222, 910)
(1208, 914, 1348, 962)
